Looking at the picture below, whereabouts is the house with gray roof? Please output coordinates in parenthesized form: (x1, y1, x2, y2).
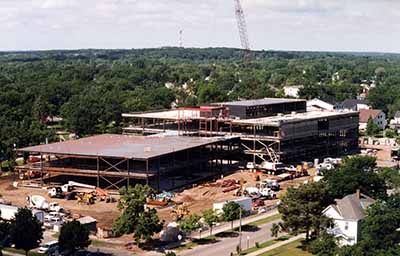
(390, 111, 400, 133)
(323, 191, 375, 246)
(339, 99, 370, 111)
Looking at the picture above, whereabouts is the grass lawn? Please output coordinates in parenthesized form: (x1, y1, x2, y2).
(259, 239, 312, 256)
(247, 214, 281, 227)
(238, 235, 291, 255)
(90, 239, 119, 248)
(174, 236, 218, 252)
(233, 214, 282, 233)
(3, 247, 44, 256)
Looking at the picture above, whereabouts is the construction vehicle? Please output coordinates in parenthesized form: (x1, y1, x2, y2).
(259, 179, 280, 191)
(19, 170, 43, 180)
(96, 188, 114, 203)
(27, 195, 49, 210)
(61, 181, 95, 193)
(172, 203, 189, 221)
(48, 187, 64, 199)
(244, 187, 276, 199)
(77, 192, 95, 205)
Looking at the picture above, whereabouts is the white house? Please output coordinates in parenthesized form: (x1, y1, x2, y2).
(359, 109, 387, 131)
(340, 99, 370, 112)
(283, 85, 303, 98)
(307, 98, 336, 111)
(323, 191, 375, 246)
(390, 111, 400, 133)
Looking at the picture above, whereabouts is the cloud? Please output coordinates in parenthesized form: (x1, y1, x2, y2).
(0, 0, 400, 52)
(244, 0, 345, 14)
(31, 0, 78, 9)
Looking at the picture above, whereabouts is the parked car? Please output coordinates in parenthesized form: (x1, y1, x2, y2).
(38, 241, 59, 254)
(252, 198, 265, 208)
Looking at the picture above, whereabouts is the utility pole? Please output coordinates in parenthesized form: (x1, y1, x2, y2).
(238, 207, 242, 253)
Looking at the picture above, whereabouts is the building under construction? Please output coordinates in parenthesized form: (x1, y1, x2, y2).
(17, 134, 240, 191)
(122, 98, 359, 164)
(17, 98, 358, 190)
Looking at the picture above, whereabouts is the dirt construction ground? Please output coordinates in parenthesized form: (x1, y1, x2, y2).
(0, 174, 119, 227)
(0, 170, 312, 227)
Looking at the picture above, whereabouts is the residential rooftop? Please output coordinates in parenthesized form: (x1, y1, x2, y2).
(359, 109, 383, 123)
(332, 193, 375, 220)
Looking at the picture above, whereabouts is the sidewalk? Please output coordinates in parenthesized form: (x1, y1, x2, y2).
(191, 209, 279, 239)
(245, 234, 306, 256)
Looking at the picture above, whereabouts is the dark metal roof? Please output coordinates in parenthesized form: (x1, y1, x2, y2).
(213, 98, 305, 107)
(340, 99, 369, 109)
(18, 134, 225, 160)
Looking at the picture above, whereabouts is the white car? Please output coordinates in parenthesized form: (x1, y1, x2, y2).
(38, 241, 58, 254)
(49, 202, 63, 212)
(44, 212, 60, 222)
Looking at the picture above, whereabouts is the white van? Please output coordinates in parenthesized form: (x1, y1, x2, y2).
(38, 240, 59, 254)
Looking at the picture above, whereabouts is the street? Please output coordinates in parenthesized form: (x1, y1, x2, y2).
(179, 219, 281, 256)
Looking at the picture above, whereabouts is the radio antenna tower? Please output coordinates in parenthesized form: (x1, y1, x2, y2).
(234, 0, 251, 61)
(179, 29, 183, 48)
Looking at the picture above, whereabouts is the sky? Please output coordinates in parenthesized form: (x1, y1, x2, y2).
(1, 0, 400, 52)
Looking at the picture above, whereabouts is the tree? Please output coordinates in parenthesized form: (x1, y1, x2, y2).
(222, 201, 241, 231)
(113, 185, 163, 245)
(366, 117, 380, 137)
(270, 223, 280, 238)
(165, 252, 177, 256)
(179, 214, 201, 237)
(278, 182, 333, 241)
(202, 209, 219, 236)
(0, 213, 12, 255)
(378, 167, 400, 189)
(10, 208, 43, 256)
(323, 156, 387, 199)
(360, 195, 400, 251)
(58, 220, 91, 254)
(310, 232, 338, 256)
(133, 208, 163, 244)
(0, 219, 12, 247)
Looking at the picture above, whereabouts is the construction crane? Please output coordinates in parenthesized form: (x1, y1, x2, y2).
(234, 0, 251, 61)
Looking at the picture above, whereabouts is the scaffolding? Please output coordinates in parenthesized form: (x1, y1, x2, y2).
(17, 134, 241, 191)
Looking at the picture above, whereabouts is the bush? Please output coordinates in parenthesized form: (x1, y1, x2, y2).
(310, 233, 338, 256)
(255, 242, 260, 248)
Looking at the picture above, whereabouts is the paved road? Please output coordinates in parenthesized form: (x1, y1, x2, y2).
(191, 209, 279, 240)
(179, 219, 281, 256)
